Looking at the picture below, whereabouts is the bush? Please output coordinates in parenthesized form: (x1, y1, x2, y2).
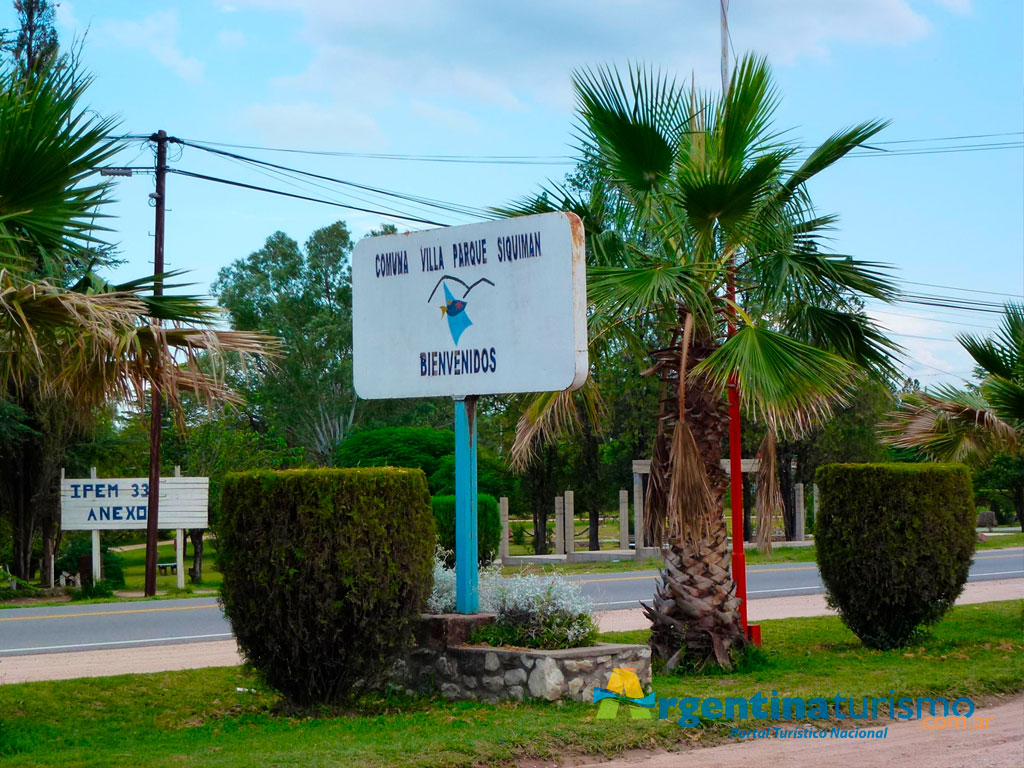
(55, 536, 125, 587)
(472, 573, 597, 650)
(431, 494, 501, 565)
(217, 468, 435, 705)
(511, 522, 528, 546)
(332, 427, 454, 481)
(977, 509, 997, 529)
(72, 579, 115, 600)
(426, 549, 597, 649)
(428, 453, 522, 510)
(815, 463, 975, 650)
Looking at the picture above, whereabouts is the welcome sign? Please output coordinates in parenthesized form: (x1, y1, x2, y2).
(60, 476, 209, 531)
(352, 211, 588, 399)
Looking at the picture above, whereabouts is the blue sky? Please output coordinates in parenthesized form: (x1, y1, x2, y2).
(5, 0, 1021, 386)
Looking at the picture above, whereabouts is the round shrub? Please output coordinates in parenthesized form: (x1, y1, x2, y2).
(218, 468, 434, 705)
(431, 493, 500, 565)
(815, 463, 976, 650)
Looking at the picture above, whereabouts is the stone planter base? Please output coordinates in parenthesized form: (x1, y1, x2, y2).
(393, 614, 651, 702)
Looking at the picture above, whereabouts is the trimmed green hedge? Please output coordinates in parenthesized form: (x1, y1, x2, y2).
(217, 468, 434, 704)
(815, 463, 976, 649)
(431, 494, 500, 565)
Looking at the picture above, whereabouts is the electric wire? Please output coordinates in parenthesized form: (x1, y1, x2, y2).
(167, 168, 448, 227)
(179, 140, 493, 220)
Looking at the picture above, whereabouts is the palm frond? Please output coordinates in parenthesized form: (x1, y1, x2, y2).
(508, 379, 604, 470)
(0, 62, 121, 263)
(784, 303, 903, 382)
(692, 323, 855, 435)
(956, 302, 1023, 380)
(880, 389, 1018, 463)
(778, 120, 889, 204)
(572, 63, 690, 196)
(714, 54, 782, 172)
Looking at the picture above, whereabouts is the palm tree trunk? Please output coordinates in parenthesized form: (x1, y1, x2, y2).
(641, 314, 745, 670)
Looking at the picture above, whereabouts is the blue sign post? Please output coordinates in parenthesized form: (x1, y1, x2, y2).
(454, 396, 479, 613)
(351, 212, 589, 616)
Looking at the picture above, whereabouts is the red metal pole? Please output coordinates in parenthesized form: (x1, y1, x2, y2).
(727, 273, 754, 641)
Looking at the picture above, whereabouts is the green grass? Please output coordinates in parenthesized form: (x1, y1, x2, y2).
(977, 531, 1024, 549)
(1, 601, 1020, 768)
(118, 541, 222, 591)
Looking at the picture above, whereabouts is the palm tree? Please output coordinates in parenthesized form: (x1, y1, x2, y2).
(504, 56, 899, 669)
(882, 303, 1022, 461)
(0, 62, 278, 580)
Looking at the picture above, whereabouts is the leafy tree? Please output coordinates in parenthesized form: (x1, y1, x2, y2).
(974, 454, 1024, 531)
(2, 1, 58, 76)
(214, 223, 356, 462)
(0, 61, 276, 580)
(503, 56, 897, 668)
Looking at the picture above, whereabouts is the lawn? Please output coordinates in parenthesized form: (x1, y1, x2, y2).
(502, 531, 1024, 575)
(1, 601, 1020, 768)
(117, 540, 222, 592)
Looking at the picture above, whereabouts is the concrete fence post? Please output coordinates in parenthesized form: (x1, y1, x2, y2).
(564, 490, 575, 555)
(632, 473, 644, 551)
(554, 496, 565, 555)
(499, 496, 510, 561)
(90, 466, 101, 583)
(813, 484, 821, 530)
(175, 465, 185, 589)
(618, 489, 629, 550)
(794, 482, 805, 542)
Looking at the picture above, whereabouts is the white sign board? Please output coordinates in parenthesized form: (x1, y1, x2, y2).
(60, 476, 209, 531)
(352, 211, 588, 399)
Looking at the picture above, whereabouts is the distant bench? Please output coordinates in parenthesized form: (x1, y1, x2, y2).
(157, 563, 178, 576)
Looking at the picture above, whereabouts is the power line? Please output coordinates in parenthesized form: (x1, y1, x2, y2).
(168, 169, 448, 227)
(179, 140, 492, 220)
(213, 152, 473, 226)
(898, 280, 1022, 299)
(147, 131, 1022, 166)
(871, 131, 1023, 146)
(867, 306, 997, 330)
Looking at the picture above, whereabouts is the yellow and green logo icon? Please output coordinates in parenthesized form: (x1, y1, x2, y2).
(593, 667, 655, 719)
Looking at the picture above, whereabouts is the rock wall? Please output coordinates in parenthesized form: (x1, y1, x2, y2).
(393, 614, 651, 702)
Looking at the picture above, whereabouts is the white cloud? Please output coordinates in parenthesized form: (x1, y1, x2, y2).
(240, 101, 384, 151)
(101, 10, 204, 81)
(933, 0, 972, 15)
(866, 306, 987, 387)
(218, 29, 247, 49)
(230, 0, 937, 116)
(410, 100, 481, 133)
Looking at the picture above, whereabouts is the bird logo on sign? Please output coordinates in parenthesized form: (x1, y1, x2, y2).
(427, 275, 495, 345)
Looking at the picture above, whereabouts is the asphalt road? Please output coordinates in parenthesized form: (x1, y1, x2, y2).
(1, 548, 1020, 657)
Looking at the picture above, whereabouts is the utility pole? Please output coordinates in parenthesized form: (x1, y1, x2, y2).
(143, 130, 168, 597)
(720, 0, 730, 92)
(720, 0, 758, 644)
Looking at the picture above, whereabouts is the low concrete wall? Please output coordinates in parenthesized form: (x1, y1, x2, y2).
(394, 614, 651, 703)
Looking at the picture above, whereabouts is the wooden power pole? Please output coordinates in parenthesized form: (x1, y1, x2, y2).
(143, 130, 168, 597)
